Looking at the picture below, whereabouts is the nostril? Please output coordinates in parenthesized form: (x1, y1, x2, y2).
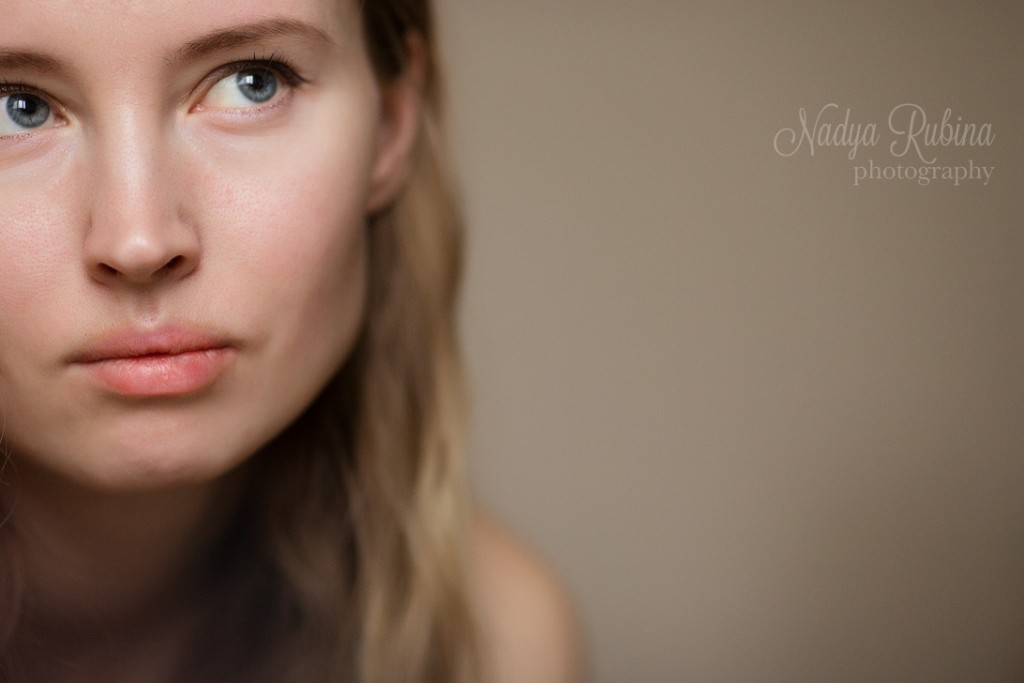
(98, 263, 120, 278)
(93, 255, 191, 282)
(163, 255, 184, 273)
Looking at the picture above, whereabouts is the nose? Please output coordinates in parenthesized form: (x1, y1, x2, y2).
(83, 123, 199, 287)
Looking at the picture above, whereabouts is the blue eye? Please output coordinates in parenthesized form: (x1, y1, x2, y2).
(1, 92, 53, 134)
(205, 67, 281, 109)
(236, 69, 278, 103)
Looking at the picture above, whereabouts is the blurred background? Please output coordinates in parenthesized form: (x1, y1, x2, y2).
(437, 1, 1023, 681)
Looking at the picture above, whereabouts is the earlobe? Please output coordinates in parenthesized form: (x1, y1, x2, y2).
(366, 34, 428, 215)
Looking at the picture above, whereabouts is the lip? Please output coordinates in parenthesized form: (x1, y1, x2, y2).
(70, 327, 236, 397)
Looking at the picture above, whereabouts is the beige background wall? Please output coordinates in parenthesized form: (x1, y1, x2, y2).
(437, 2, 1023, 681)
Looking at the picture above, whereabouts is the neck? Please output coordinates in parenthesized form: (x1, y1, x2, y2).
(3, 459, 247, 680)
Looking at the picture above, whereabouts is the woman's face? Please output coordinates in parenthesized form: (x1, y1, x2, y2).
(0, 0, 406, 490)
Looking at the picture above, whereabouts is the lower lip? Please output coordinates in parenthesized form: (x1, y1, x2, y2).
(80, 348, 234, 397)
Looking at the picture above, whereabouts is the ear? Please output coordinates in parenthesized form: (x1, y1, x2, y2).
(366, 34, 428, 215)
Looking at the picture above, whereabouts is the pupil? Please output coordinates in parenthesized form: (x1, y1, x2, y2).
(5, 94, 50, 129)
(236, 69, 278, 104)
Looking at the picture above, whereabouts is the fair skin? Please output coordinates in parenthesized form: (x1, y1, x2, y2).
(0, 0, 580, 681)
(473, 517, 587, 683)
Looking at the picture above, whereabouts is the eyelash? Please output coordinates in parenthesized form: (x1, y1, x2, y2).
(0, 81, 44, 97)
(0, 81, 56, 110)
(0, 80, 65, 136)
(207, 54, 307, 92)
(0, 54, 308, 125)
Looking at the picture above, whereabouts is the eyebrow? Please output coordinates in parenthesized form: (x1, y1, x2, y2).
(0, 18, 332, 78)
(0, 50, 63, 74)
(171, 18, 335, 65)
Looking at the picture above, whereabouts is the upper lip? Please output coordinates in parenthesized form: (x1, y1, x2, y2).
(69, 326, 234, 363)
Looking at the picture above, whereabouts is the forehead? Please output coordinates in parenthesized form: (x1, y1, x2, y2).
(0, 0, 355, 65)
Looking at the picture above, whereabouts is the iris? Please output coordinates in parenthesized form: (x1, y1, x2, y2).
(235, 69, 278, 104)
(4, 93, 50, 129)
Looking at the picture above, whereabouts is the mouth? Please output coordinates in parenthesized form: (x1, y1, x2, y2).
(71, 327, 236, 398)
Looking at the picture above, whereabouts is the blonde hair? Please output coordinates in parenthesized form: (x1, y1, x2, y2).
(0, 1, 479, 681)
(235, 1, 479, 680)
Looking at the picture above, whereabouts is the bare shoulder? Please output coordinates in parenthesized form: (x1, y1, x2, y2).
(470, 515, 586, 683)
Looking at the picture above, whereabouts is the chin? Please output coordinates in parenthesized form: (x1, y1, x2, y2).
(73, 442, 243, 494)
(4, 346, 347, 495)
(11, 412, 264, 494)
(89, 444, 245, 492)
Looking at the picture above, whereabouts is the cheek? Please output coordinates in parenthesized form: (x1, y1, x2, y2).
(0, 162, 77, 309)
(186, 93, 378, 291)
(181, 103, 378, 390)
(0, 163, 85, 367)
(199, 154, 370, 340)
